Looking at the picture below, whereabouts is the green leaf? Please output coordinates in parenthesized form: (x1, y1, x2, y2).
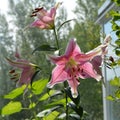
(110, 77, 120, 86)
(39, 90, 56, 101)
(45, 98, 71, 108)
(4, 85, 26, 99)
(112, 0, 120, 6)
(29, 102, 36, 109)
(106, 95, 115, 101)
(57, 19, 75, 31)
(112, 23, 120, 31)
(37, 106, 61, 118)
(69, 114, 81, 120)
(43, 111, 59, 120)
(116, 30, 120, 37)
(1, 101, 22, 115)
(31, 79, 48, 95)
(30, 70, 40, 86)
(65, 87, 80, 106)
(32, 44, 57, 54)
(68, 102, 83, 117)
(117, 59, 120, 65)
(115, 39, 120, 46)
(115, 49, 120, 56)
(115, 89, 120, 99)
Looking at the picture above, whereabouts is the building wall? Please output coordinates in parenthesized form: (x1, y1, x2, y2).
(96, 1, 120, 120)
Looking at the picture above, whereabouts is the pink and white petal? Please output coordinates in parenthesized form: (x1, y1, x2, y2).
(18, 68, 34, 85)
(76, 44, 107, 62)
(41, 16, 53, 24)
(104, 34, 111, 44)
(49, 7, 56, 18)
(91, 56, 102, 76)
(47, 65, 69, 88)
(6, 58, 30, 69)
(65, 39, 81, 57)
(67, 78, 80, 98)
(48, 55, 67, 65)
(79, 62, 102, 81)
(30, 20, 46, 28)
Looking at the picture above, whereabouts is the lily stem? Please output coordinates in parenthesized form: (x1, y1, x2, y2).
(64, 82, 69, 120)
(65, 92, 68, 120)
(53, 28, 59, 50)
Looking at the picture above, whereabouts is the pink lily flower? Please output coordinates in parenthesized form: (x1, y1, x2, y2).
(30, 2, 61, 29)
(47, 35, 111, 98)
(6, 50, 38, 86)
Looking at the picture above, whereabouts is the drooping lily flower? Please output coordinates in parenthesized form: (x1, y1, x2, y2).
(47, 35, 111, 98)
(6, 49, 39, 86)
(30, 2, 62, 29)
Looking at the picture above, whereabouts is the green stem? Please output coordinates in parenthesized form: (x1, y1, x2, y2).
(65, 92, 68, 120)
(53, 28, 59, 50)
(64, 82, 68, 120)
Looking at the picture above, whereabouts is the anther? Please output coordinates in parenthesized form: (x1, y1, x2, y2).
(72, 68, 75, 72)
(77, 68, 80, 71)
(9, 69, 15, 74)
(35, 7, 43, 11)
(80, 69, 83, 73)
(30, 14, 37, 17)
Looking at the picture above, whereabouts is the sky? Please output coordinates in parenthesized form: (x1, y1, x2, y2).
(0, 0, 77, 19)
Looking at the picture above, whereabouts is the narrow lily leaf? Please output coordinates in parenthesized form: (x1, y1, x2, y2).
(4, 85, 26, 99)
(57, 19, 75, 31)
(31, 70, 40, 86)
(32, 44, 57, 54)
(1, 101, 22, 115)
(70, 114, 81, 120)
(39, 90, 55, 101)
(68, 102, 83, 117)
(65, 87, 80, 106)
(45, 98, 71, 108)
(37, 106, 61, 118)
(31, 79, 48, 95)
(43, 111, 59, 120)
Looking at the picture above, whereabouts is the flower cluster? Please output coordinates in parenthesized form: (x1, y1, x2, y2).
(6, 2, 111, 98)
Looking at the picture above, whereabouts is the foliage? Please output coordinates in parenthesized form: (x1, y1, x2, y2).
(106, 0, 120, 102)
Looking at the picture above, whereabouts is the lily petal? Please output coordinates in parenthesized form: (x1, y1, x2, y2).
(65, 39, 81, 57)
(79, 62, 102, 81)
(47, 65, 69, 88)
(48, 55, 67, 65)
(68, 78, 80, 98)
(6, 58, 30, 69)
(18, 67, 35, 85)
